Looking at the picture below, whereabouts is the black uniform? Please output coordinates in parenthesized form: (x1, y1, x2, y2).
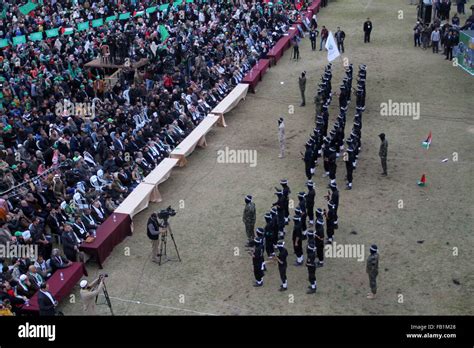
(276, 246, 288, 287)
(292, 217, 304, 262)
(298, 199, 307, 235)
(345, 149, 355, 188)
(273, 194, 286, 232)
(306, 245, 317, 290)
(328, 149, 337, 182)
(303, 146, 314, 180)
(326, 206, 336, 242)
(315, 218, 325, 263)
(305, 187, 315, 223)
(330, 187, 340, 215)
(264, 222, 275, 257)
(252, 241, 265, 284)
(281, 184, 291, 221)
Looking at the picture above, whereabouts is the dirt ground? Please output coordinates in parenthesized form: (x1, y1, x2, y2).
(61, 0, 474, 315)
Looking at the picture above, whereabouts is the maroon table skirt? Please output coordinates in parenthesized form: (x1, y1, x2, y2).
(268, 36, 290, 64)
(308, 0, 321, 13)
(256, 59, 270, 80)
(22, 262, 87, 315)
(80, 212, 132, 268)
(241, 67, 261, 92)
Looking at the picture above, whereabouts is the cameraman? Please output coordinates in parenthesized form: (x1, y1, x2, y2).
(147, 213, 162, 264)
(79, 276, 104, 315)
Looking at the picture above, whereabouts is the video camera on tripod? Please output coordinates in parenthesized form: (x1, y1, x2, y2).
(155, 206, 181, 265)
(157, 206, 176, 226)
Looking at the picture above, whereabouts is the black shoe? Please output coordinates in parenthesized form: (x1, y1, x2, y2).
(279, 286, 288, 292)
(381, 173, 387, 176)
(294, 261, 303, 266)
(317, 262, 324, 268)
(253, 282, 263, 287)
(345, 185, 352, 190)
(307, 288, 316, 294)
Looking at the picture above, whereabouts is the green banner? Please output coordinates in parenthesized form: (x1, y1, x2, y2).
(457, 31, 474, 76)
(29, 32, 43, 41)
(77, 22, 90, 31)
(159, 4, 169, 11)
(173, 0, 183, 6)
(92, 18, 104, 27)
(0, 39, 9, 48)
(119, 12, 131, 20)
(106, 15, 117, 22)
(12, 35, 27, 46)
(159, 25, 169, 42)
(186, 0, 194, 3)
(46, 28, 60, 38)
(19, 2, 38, 15)
(146, 6, 157, 13)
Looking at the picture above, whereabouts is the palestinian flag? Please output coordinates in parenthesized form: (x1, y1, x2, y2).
(422, 131, 432, 149)
(62, 27, 74, 35)
(417, 174, 426, 187)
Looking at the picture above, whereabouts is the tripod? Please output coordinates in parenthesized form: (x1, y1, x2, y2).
(95, 279, 114, 316)
(158, 220, 182, 265)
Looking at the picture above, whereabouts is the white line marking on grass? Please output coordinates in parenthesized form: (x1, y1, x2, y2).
(108, 296, 218, 316)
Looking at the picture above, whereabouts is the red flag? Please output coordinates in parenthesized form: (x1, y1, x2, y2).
(295, 0, 303, 10)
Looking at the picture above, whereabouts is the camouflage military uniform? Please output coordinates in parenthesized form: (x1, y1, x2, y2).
(243, 202, 256, 242)
(366, 253, 379, 294)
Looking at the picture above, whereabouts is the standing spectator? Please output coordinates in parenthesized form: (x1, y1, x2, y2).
(431, 27, 441, 53)
(456, 0, 466, 15)
(320, 26, 329, 51)
(363, 18, 373, 43)
(309, 28, 318, 51)
(414, 21, 423, 47)
(292, 36, 301, 60)
(445, 30, 456, 60)
(335, 27, 346, 53)
(422, 25, 432, 49)
(38, 283, 58, 316)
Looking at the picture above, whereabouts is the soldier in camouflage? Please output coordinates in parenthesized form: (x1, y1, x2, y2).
(366, 244, 379, 299)
(243, 195, 256, 247)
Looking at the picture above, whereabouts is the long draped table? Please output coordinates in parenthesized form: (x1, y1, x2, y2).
(114, 183, 159, 218)
(210, 84, 249, 127)
(79, 212, 132, 268)
(170, 115, 220, 167)
(22, 262, 87, 315)
(142, 157, 179, 201)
